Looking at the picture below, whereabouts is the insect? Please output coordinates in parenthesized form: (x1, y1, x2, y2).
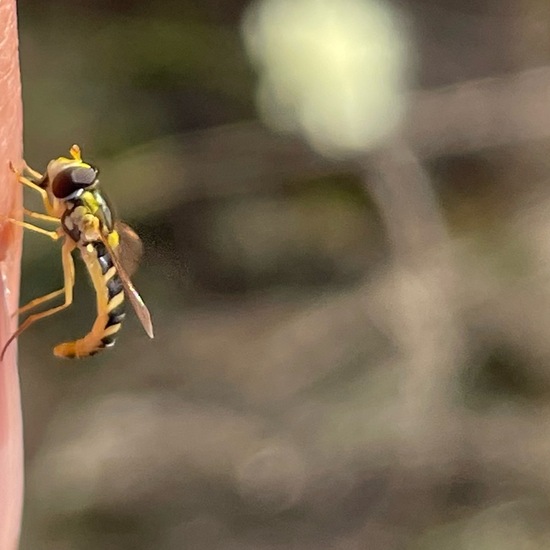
(1, 144, 154, 359)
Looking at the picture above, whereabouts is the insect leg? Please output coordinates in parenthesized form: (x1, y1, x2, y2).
(16, 288, 65, 317)
(3, 217, 63, 318)
(1, 240, 76, 360)
(0, 217, 60, 240)
(24, 209, 60, 224)
(9, 161, 55, 215)
(10, 162, 44, 194)
(21, 162, 43, 181)
(18, 175, 47, 198)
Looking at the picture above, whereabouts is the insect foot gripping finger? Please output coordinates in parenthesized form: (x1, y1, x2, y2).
(9, 160, 42, 185)
(1, 300, 73, 360)
(1, 331, 17, 361)
(0, 309, 28, 358)
(2, 241, 76, 360)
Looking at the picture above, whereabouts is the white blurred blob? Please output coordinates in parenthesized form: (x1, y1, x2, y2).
(242, 0, 412, 156)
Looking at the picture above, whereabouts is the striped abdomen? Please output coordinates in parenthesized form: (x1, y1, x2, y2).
(54, 241, 126, 358)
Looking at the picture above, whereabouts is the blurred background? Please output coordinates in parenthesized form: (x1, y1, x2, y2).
(14, 0, 550, 548)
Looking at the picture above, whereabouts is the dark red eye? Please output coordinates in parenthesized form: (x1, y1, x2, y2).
(52, 165, 98, 199)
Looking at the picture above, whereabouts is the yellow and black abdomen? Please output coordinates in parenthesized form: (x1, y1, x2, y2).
(97, 242, 127, 349)
(54, 240, 126, 358)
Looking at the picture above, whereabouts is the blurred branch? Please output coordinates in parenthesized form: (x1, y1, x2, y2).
(407, 66, 550, 157)
(367, 143, 464, 470)
(104, 65, 550, 218)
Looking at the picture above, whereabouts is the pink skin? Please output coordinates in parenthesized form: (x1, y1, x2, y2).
(0, 0, 25, 547)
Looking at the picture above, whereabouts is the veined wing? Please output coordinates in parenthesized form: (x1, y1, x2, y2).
(100, 231, 154, 339)
(115, 221, 143, 277)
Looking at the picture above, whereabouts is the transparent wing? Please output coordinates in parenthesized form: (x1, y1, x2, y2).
(100, 231, 154, 339)
(115, 221, 144, 277)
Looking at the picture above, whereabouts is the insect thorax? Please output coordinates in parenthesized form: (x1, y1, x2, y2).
(61, 190, 115, 244)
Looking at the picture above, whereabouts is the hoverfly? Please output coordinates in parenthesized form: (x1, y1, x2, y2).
(1, 145, 154, 359)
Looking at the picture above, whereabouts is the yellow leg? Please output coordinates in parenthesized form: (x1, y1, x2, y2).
(21, 177, 54, 216)
(10, 162, 45, 196)
(1, 217, 60, 240)
(16, 288, 65, 317)
(3, 215, 64, 318)
(22, 162, 43, 181)
(1, 240, 75, 360)
(9, 161, 55, 216)
(23, 209, 60, 224)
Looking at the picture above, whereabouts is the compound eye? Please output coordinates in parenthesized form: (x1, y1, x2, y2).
(52, 165, 98, 199)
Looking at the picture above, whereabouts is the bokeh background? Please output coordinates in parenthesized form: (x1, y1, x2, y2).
(15, 0, 550, 548)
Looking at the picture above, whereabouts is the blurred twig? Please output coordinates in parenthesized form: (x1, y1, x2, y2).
(102, 65, 550, 218)
(367, 142, 464, 469)
(408, 66, 550, 156)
